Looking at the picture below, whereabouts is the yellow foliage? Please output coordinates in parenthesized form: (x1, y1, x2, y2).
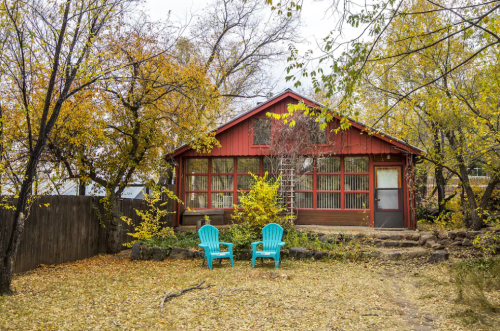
(122, 186, 179, 247)
(231, 172, 287, 232)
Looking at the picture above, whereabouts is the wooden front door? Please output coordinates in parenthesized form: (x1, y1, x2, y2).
(374, 166, 404, 228)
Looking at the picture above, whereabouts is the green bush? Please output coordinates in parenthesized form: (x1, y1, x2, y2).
(219, 224, 258, 251)
(144, 231, 200, 249)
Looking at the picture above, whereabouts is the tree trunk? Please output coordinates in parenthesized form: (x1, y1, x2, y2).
(457, 158, 482, 230)
(0, 264, 13, 296)
(105, 194, 122, 254)
(416, 169, 428, 201)
(435, 164, 446, 214)
(432, 129, 446, 214)
(460, 185, 472, 228)
(479, 178, 500, 211)
(78, 180, 86, 196)
(0, 212, 25, 295)
(445, 131, 483, 230)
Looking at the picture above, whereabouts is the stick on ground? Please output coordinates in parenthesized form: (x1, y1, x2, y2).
(160, 281, 214, 311)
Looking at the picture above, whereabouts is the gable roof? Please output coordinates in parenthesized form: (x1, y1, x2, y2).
(168, 88, 423, 158)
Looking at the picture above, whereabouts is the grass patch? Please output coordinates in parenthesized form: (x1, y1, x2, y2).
(2, 255, 500, 330)
(451, 258, 500, 311)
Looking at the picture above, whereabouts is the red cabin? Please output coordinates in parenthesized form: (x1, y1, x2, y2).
(167, 89, 422, 229)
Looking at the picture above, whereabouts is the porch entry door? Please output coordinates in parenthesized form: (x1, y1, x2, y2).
(374, 166, 404, 228)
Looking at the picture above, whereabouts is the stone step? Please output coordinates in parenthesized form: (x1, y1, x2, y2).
(373, 240, 420, 248)
(371, 233, 420, 241)
(370, 248, 428, 261)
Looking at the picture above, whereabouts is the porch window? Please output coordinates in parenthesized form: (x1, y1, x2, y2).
(316, 157, 341, 209)
(186, 193, 208, 208)
(185, 158, 208, 208)
(236, 157, 262, 203)
(253, 118, 271, 145)
(184, 156, 371, 211)
(294, 158, 313, 208)
(344, 157, 369, 209)
(211, 158, 234, 208)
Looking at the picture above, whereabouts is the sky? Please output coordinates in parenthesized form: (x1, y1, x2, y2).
(140, 0, 346, 95)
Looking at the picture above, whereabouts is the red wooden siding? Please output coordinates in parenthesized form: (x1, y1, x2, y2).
(171, 90, 420, 229)
(181, 97, 401, 157)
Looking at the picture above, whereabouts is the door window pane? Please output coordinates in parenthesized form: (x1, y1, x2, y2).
(317, 193, 341, 209)
(237, 175, 255, 190)
(211, 192, 234, 208)
(212, 175, 234, 191)
(186, 176, 208, 191)
(237, 158, 260, 174)
(186, 159, 208, 174)
(345, 193, 369, 209)
(345, 175, 369, 191)
(186, 193, 208, 208)
(376, 168, 400, 188)
(317, 175, 340, 191)
(317, 157, 340, 173)
(253, 118, 271, 145)
(344, 157, 369, 173)
(378, 190, 399, 209)
(295, 192, 313, 208)
(212, 158, 234, 173)
(295, 175, 313, 191)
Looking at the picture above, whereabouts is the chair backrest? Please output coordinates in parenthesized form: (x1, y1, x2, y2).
(198, 225, 220, 253)
(262, 223, 284, 251)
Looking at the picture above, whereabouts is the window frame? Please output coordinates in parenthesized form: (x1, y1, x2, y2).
(252, 117, 271, 146)
(292, 158, 314, 209)
(374, 166, 403, 212)
(184, 155, 371, 211)
(185, 157, 264, 209)
(236, 157, 263, 204)
(316, 157, 342, 210)
(184, 158, 210, 209)
(210, 158, 235, 209)
(343, 156, 370, 210)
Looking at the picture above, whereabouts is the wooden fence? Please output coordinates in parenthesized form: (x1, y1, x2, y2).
(0, 189, 175, 273)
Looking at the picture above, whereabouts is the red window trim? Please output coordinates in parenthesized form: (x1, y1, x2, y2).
(186, 157, 264, 209)
(185, 155, 372, 211)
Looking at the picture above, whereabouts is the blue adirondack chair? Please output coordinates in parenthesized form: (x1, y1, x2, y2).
(198, 225, 234, 269)
(251, 223, 285, 269)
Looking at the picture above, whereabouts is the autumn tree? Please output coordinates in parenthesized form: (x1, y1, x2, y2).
(194, 0, 300, 115)
(0, 0, 138, 295)
(352, 0, 500, 229)
(284, 0, 500, 107)
(47, 16, 221, 253)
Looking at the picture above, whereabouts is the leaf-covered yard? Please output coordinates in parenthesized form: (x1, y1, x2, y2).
(1, 255, 499, 330)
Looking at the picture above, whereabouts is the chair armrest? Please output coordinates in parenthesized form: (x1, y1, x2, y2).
(219, 242, 233, 254)
(198, 244, 208, 248)
(278, 242, 286, 247)
(251, 241, 264, 247)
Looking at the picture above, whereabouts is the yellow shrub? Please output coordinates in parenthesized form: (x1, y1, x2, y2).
(122, 186, 178, 247)
(231, 172, 286, 232)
